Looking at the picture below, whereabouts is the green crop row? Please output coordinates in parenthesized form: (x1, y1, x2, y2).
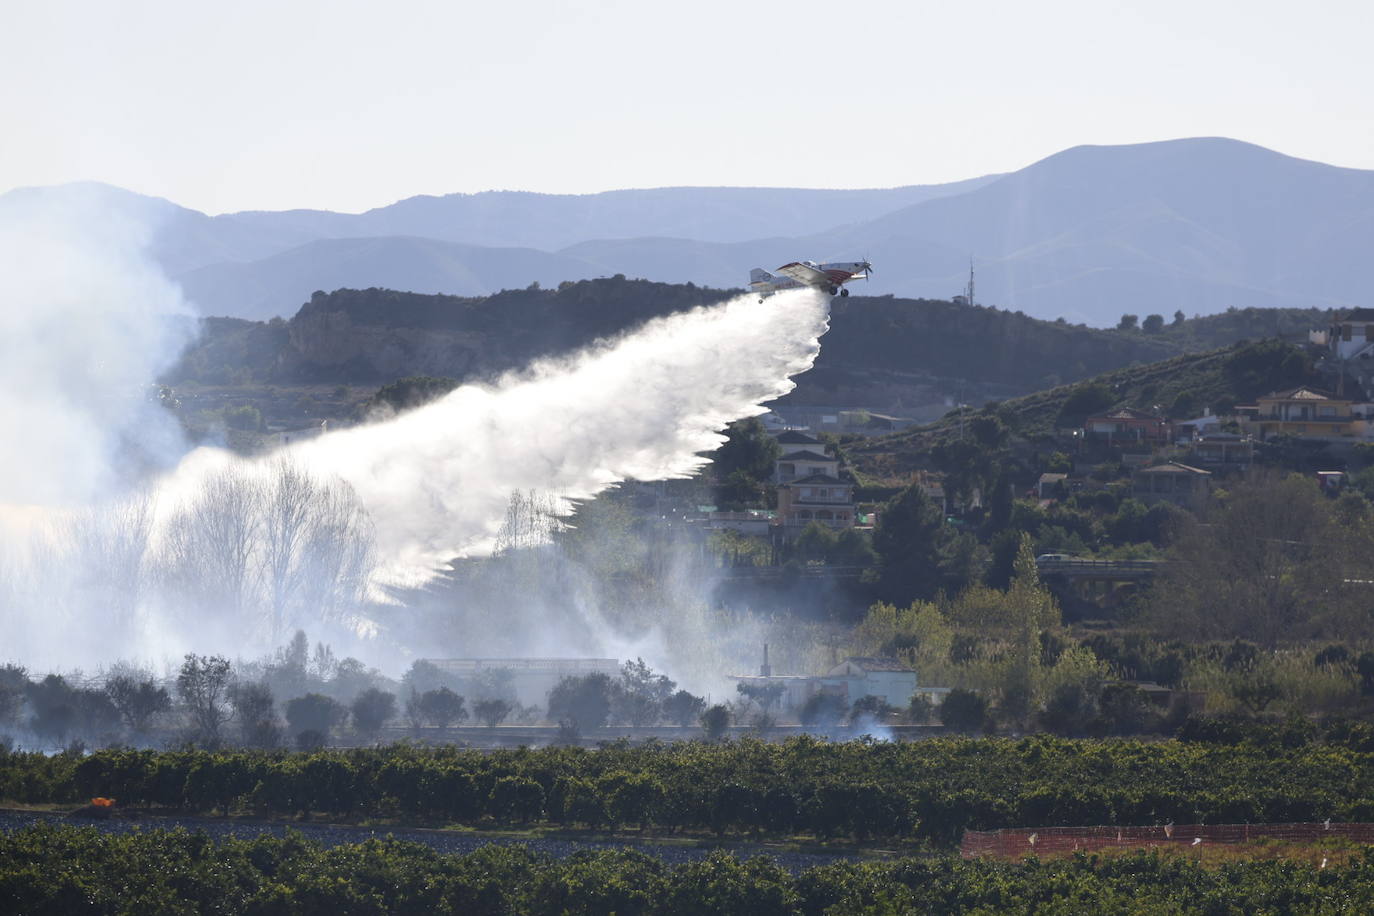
(4, 824, 1374, 915)
(5, 736, 1374, 845)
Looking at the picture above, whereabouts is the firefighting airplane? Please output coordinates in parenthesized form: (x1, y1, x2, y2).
(748, 259, 872, 300)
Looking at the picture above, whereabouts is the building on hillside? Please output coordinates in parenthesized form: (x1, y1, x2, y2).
(1131, 462, 1212, 509)
(1238, 387, 1362, 440)
(769, 406, 924, 436)
(773, 430, 827, 484)
(776, 474, 856, 531)
(1084, 407, 1172, 443)
(822, 657, 919, 708)
(776, 449, 840, 483)
(420, 658, 619, 708)
(1326, 308, 1374, 360)
(772, 429, 858, 535)
(909, 470, 950, 515)
(1037, 472, 1068, 499)
(1173, 411, 1222, 442)
(1186, 432, 1254, 470)
(1317, 470, 1347, 494)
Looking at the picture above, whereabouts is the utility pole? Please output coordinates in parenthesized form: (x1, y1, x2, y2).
(965, 258, 975, 307)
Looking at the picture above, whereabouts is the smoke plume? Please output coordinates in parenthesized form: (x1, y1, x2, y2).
(0, 184, 830, 672)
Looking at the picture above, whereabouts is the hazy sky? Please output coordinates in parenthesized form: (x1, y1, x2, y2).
(4, 0, 1371, 214)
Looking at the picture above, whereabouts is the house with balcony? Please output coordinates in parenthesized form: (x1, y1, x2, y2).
(1186, 432, 1254, 470)
(1238, 387, 1363, 441)
(777, 474, 856, 531)
(1084, 407, 1172, 443)
(1131, 461, 1212, 508)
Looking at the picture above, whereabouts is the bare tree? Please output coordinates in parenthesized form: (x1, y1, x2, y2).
(162, 467, 263, 620)
(259, 459, 316, 641)
(69, 492, 154, 633)
(288, 475, 375, 627)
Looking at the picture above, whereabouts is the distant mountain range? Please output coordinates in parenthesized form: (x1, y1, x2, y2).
(7, 138, 1373, 326)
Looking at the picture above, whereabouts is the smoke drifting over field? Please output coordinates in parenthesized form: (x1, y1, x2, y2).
(0, 195, 830, 673)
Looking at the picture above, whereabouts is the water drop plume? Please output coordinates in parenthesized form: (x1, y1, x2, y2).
(284, 287, 830, 576)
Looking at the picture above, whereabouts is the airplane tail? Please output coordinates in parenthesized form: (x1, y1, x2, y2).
(749, 267, 773, 284)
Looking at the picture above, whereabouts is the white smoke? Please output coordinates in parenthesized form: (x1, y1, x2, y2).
(0, 184, 831, 670)
(0, 186, 193, 508)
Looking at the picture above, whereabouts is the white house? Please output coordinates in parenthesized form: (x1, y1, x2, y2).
(821, 657, 918, 708)
(1328, 308, 1374, 360)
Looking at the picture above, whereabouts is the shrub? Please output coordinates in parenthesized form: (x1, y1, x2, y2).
(939, 689, 988, 732)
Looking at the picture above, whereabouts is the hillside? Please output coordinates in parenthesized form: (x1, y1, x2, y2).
(166, 280, 1333, 422)
(847, 338, 1322, 483)
(165, 278, 736, 386)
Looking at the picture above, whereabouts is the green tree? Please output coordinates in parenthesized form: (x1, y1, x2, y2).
(1142, 314, 1165, 334)
(547, 673, 614, 731)
(1055, 383, 1116, 428)
(700, 704, 731, 740)
(872, 484, 946, 603)
(662, 690, 706, 727)
(284, 693, 347, 741)
(1117, 314, 1139, 331)
(104, 675, 170, 734)
(473, 697, 514, 728)
(366, 376, 459, 414)
(416, 687, 468, 728)
(177, 655, 232, 747)
(939, 688, 988, 731)
(791, 522, 837, 563)
(350, 688, 396, 736)
(711, 418, 780, 482)
(1003, 535, 1059, 719)
(228, 681, 279, 748)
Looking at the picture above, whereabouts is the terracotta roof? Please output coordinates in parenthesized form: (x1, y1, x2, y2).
(1262, 386, 1337, 401)
(1088, 407, 1162, 421)
(1136, 461, 1211, 476)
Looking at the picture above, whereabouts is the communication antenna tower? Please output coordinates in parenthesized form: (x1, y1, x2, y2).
(965, 258, 975, 307)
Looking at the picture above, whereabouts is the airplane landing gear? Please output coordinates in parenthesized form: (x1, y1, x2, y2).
(827, 285, 839, 296)
(840, 288, 850, 297)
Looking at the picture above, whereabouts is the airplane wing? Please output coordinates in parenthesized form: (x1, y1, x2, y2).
(775, 262, 829, 286)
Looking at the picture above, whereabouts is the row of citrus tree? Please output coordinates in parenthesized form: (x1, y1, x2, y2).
(5, 824, 1374, 914)
(7, 735, 1374, 844)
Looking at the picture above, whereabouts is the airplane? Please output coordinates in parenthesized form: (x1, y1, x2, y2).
(749, 259, 872, 300)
